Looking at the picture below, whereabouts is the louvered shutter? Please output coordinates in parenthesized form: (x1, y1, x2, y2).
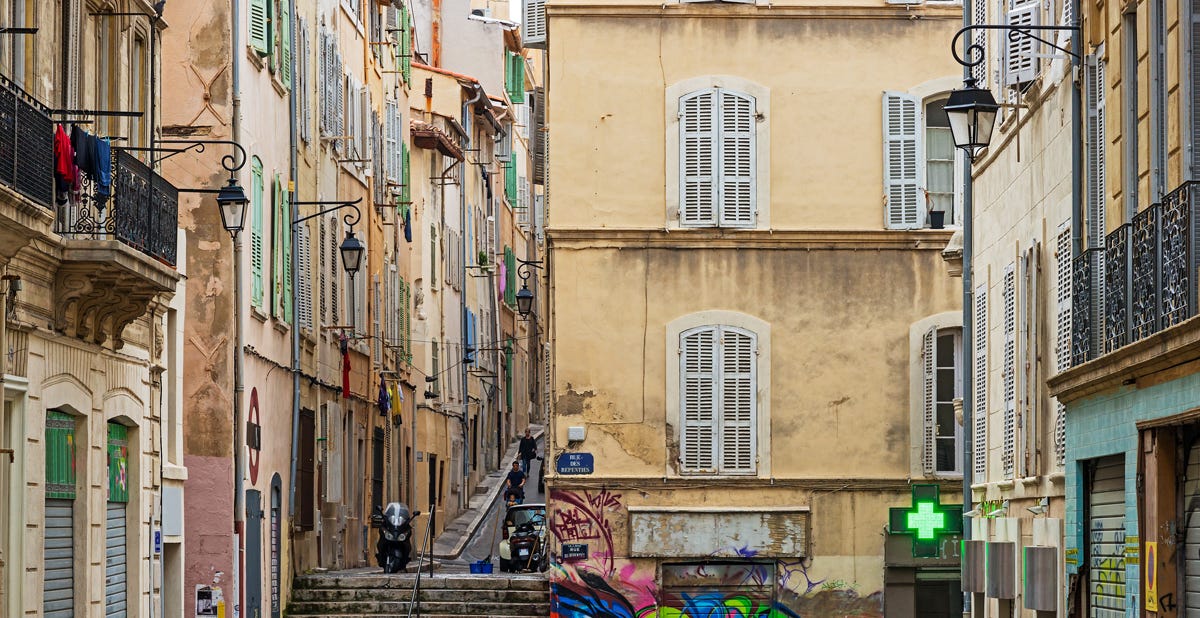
(249, 0, 269, 55)
(972, 0, 988, 85)
(921, 326, 937, 475)
(329, 216, 339, 322)
(679, 89, 718, 227)
(681, 327, 718, 473)
(1193, 0, 1200, 178)
(280, 0, 293, 87)
(1004, 0, 1040, 86)
(251, 160, 265, 308)
(1054, 224, 1070, 466)
(281, 177, 293, 323)
(720, 327, 756, 474)
(1086, 50, 1106, 247)
(272, 174, 284, 318)
(298, 224, 312, 328)
(523, 0, 546, 47)
(973, 284, 988, 479)
(883, 92, 922, 229)
(719, 90, 756, 228)
(1002, 262, 1017, 479)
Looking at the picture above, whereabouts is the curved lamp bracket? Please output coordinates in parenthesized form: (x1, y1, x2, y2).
(951, 24, 1081, 69)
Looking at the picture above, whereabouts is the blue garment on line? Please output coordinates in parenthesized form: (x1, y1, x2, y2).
(95, 138, 112, 199)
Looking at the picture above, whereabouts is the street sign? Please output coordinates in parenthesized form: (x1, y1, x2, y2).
(154, 530, 162, 555)
(561, 543, 588, 561)
(556, 452, 594, 475)
(888, 484, 963, 558)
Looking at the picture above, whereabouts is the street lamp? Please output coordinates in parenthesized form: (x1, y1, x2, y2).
(340, 230, 366, 276)
(516, 285, 534, 318)
(943, 79, 999, 161)
(216, 177, 250, 237)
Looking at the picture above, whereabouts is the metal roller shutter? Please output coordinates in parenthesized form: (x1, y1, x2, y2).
(43, 498, 74, 618)
(1087, 456, 1126, 618)
(1183, 441, 1200, 611)
(660, 562, 774, 613)
(105, 501, 127, 617)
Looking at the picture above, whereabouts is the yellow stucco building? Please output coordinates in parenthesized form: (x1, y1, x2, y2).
(538, 0, 970, 614)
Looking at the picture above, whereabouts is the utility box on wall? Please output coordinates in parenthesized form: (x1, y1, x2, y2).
(961, 540, 985, 592)
(986, 541, 1016, 599)
(1022, 546, 1058, 611)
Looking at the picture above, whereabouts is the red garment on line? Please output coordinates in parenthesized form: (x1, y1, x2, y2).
(53, 124, 77, 191)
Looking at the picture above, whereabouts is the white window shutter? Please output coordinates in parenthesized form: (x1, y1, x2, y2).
(298, 224, 313, 328)
(522, 0, 546, 47)
(1002, 262, 1017, 480)
(972, 0, 988, 85)
(922, 326, 937, 475)
(1054, 224, 1070, 466)
(718, 90, 756, 228)
(679, 89, 718, 227)
(719, 327, 756, 474)
(1085, 50, 1107, 248)
(973, 284, 988, 479)
(1004, 0, 1041, 86)
(883, 91, 923, 230)
(681, 327, 718, 473)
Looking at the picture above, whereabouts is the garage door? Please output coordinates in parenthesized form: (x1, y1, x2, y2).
(1182, 440, 1200, 613)
(1088, 455, 1126, 618)
(105, 502, 127, 617)
(660, 562, 775, 614)
(43, 499, 74, 618)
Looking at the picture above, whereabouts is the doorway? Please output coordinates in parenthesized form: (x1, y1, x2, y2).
(914, 580, 962, 618)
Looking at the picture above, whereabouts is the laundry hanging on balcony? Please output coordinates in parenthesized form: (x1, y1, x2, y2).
(54, 124, 113, 205)
(53, 124, 77, 200)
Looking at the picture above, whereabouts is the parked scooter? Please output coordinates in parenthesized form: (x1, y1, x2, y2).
(505, 510, 548, 573)
(370, 502, 421, 573)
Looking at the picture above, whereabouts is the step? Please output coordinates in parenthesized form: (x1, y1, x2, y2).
(286, 600, 551, 616)
(292, 587, 549, 603)
(294, 573, 548, 591)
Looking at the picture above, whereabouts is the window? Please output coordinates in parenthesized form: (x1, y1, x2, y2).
(679, 325, 757, 475)
(251, 157, 265, 309)
(1003, 0, 1040, 87)
(678, 88, 756, 228)
(883, 92, 961, 229)
(922, 327, 962, 475)
(130, 34, 149, 153)
(249, 0, 272, 57)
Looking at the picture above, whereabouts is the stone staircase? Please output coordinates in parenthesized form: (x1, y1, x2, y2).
(289, 571, 551, 617)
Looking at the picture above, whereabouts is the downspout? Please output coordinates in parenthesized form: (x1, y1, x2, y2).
(959, 1, 974, 615)
(484, 164, 501, 470)
(287, 0, 301, 544)
(1070, 15, 1083, 256)
(230, 1, 245, 616)
(461, 85, 483, 509)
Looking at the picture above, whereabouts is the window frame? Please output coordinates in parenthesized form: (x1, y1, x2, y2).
(883, 78, 965, 230)
(665, 311, 771, 478)
(665, 76, 770, 231)
(909, 311, 964, 479)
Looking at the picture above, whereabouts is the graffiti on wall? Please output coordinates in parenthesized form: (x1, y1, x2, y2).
(548, 489, 883, 618)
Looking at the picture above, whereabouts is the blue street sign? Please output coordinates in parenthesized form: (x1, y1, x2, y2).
(556, 452, 594, 475)
(153, 530, 162, 555)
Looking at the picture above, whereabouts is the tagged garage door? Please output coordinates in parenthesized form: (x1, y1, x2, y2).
(106, 423, 129, 618)
(1087, 455, 1126, 618)
(1183, 440, 1200, 613)
(660, 562, 775, 615)
(44, 410, 76, 618)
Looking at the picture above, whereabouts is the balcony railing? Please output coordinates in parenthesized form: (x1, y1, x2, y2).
(1071, 181, 1199, 366)
(55, 149, 178, 266)
(0, 74, 53, 208)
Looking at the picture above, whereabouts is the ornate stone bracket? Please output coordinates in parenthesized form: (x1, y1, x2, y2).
(54, 240, 179, 350)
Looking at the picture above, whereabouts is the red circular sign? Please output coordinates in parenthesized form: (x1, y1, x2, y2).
(248, 387, 260, 485)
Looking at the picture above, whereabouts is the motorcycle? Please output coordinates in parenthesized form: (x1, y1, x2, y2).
(370, 502, 420, 573)
(503, 508, 548, 573)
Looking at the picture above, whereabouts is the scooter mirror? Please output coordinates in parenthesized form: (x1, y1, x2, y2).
(369, 514, 383, 528)
(413, 510, 422, 517)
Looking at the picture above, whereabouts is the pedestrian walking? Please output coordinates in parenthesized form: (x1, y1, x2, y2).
(518, 428, 538, 475)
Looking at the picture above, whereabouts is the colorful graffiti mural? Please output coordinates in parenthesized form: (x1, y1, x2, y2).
(548, 489, 884, 618)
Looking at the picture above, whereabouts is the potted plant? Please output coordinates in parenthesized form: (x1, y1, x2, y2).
(924, 189, 945, 229)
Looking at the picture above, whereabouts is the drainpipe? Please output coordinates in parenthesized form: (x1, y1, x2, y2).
(287, 0, 302, 551)
(1070, 17, 1083, 256)
(230, 1, 245, 616)
(460, 85, 483, 510)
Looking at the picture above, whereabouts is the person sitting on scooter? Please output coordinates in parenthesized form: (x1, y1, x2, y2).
(504, 460, 526, 504)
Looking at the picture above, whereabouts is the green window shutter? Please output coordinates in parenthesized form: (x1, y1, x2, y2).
(282, 180, 293, 323)
(430, 226, 438, 286)
(400, 143, 411, 206)
(45, 411, 77, 499)
(107, 423, 129, 503)
(511, 54, 525, 104)
(431, 340, 440, 395)
(404, 280, 412, 362)
(249, 0, 270, 56)
(504, 247, 516, 307)
(272, 174, 284, 318)
(505, 159, 517, 204)
(280, 0, 292, 86)
(251, 158, 265, 308)
(398, 4, 412, 87)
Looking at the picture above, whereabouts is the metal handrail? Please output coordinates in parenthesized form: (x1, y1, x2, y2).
(407, 504, 436, 618)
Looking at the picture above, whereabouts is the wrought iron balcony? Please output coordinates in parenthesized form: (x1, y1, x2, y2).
(1071, 181, 1199, 366)
(0, 74, 53, 208)
(55, 149, 179, 266)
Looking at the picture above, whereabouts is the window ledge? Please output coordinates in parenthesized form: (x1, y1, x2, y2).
(273, 320, 290, 334)
(251, 308, 268, 322)
(271, 75, 289, 98)
(246, 47, 266, 71)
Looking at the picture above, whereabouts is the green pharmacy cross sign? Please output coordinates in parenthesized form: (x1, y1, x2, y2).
(889, 484, 963, 557)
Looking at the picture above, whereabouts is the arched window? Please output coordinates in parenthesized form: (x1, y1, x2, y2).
(678, 88, 757, 228)
(679, 325, 758, 474)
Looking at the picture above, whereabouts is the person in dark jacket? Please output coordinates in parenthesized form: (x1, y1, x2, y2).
(518, 428, 538, 475)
